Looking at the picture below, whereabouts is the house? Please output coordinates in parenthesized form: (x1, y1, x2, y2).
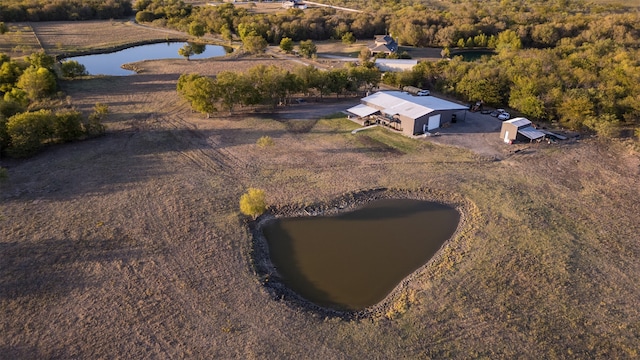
(368, 35, 398, 56)
(374, 59, 418, 72)
(346, 91, 469, 136)
(500, 117, 545, 143)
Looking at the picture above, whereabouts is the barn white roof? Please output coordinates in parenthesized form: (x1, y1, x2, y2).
(346, 104, 379, 117)
(361, 91, 468, 120)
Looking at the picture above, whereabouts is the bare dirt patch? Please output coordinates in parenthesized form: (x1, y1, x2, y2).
(1, 20, 640, 359)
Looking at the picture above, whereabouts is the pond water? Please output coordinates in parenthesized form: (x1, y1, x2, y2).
(262, 199, 460, 311)
(66, 42, 228, 76)
(451, 49, 495, 62)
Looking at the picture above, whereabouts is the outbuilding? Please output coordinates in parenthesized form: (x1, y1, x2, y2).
(500, 117, 545, 143)
(374, 59, 418, 72)
(346, 91, 468, 136)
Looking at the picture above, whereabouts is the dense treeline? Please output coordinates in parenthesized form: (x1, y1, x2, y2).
(134, 0, 639, 49)
(382, 41, 640, 135)
(177, 63, 381, 115)
(135, 0, 387, 43)
(148, 0, 639, 134)
(0, 0, 133, 22)
(0, 52, 106, 157)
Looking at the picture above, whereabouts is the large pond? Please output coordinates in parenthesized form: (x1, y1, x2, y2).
(262, 199, 460, 311)
(65, 42, 228, 76)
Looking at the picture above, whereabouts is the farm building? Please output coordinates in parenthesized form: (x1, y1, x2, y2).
(500, 117, 546, 143)
(374, 59, 418, 72)
(346, 91, 469, 136)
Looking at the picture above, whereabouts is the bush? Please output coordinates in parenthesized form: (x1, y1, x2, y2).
(135, 10, 155, 23)
(239, 188, 266, 219)
(341, 32, 355, 45)
(256, 135, 274, 147)
(6, 109, 55, 157)
(85, 103, 107, 136)
(60, 60, 88, 78)
(54, 109, 84, 141)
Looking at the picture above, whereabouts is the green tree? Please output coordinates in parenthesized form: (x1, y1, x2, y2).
(6, 109, 54, 157)
(53, 109, 84, 141)
(298, 40, 317, 59)
(239, 188, 266, 219)
(341, 32, 356, 45)
(25, 51, 55, 71)
(177, 73, 216, 116)
(188, 21, 205, 38)
(0, 22, 7, 35)
(178, 43, 194, 60)
(496, 30, 522, 53)
(213, 71, 246, 114)
(60, 60, 88, 78)
(242, 34, 268, 54)
(135, 10, 155, 22)
(16, 67, 56, 100)
(279, 37, 294, 53)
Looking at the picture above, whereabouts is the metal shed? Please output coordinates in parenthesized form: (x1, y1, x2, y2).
(358, 91, 468, 136)
(500, 117, 545, 143)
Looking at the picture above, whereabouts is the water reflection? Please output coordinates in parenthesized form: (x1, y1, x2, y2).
(65, 42, 227, 76)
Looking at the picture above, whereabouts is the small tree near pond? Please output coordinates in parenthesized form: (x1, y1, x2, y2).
(239, 188, 266, 219)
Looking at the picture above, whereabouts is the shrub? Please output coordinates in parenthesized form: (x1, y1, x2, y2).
(135, 11, 155, 23)
(54, 109, 84, 141)
(341, 32, 355, 45)
(85, 102, 107, 136)
(60, 60, 88, 78)
(279, 37, 294, 53)
(239, 188, 266, 219)
(256, 135, 274, 147)
(6, 109, 55, 157)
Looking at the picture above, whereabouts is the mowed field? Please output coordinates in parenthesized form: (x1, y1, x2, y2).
(1, 21, 640, 358)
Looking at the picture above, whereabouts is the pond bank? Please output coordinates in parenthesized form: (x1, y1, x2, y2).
(249, 187, 475, 320)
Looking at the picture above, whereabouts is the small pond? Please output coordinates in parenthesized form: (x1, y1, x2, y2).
(451, 49, 495, 62)
(262, 199, 460, 311)
(65, 42, 228, 76)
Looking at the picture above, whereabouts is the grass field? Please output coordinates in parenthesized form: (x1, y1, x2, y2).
(1, 20, 640, 358)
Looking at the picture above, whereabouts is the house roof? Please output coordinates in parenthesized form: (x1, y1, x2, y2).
(505, 117, 531, 128)
(346, 104, 379, 117)
(361, 91, 468, 120)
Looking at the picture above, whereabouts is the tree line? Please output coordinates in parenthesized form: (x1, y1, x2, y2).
(177, 63, 381, 116)
(382, 40, 640, 136)
(0, 0, 132, 22)
(0, 52, 106, 157)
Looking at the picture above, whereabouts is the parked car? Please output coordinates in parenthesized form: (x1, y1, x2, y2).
(498, 112, 510, 120)
(490, 109, 505, 117)
(416, 90, 430, 96)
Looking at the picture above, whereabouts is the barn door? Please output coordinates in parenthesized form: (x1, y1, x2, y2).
(427, 114, 441, 130)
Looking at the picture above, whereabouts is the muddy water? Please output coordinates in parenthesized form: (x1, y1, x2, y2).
(262, 199, 460, 311)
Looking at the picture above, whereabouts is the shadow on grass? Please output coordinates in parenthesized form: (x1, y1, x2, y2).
(0, 235, 142, 301)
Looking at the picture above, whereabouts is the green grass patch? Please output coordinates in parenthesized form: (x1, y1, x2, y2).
(356, 127, 421, 154)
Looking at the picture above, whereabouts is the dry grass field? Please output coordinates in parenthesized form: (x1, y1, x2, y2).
(1, 21, 640, 358)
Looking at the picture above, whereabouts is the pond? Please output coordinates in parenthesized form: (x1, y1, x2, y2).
(262, 199, 460, 311)
(65, 42, 228, 76)
(450, 49, 495, 62)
